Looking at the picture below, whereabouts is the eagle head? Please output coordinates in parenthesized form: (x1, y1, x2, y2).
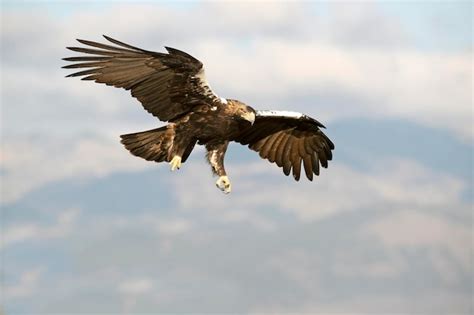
(229, 99, 256, 125)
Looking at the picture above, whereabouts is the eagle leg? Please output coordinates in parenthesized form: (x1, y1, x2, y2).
(205, 141, 231, 194)
(169, 155, 182, 171)
(168, 131, 195, 171)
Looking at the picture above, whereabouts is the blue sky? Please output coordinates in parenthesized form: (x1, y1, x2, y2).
(1, 1, 472, 313)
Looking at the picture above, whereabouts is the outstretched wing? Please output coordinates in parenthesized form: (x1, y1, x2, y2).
(233, 110, 334, 181)
(63, 35, 225, 122)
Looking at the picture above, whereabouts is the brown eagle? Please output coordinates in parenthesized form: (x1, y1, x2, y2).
(63, 36, 334, 193)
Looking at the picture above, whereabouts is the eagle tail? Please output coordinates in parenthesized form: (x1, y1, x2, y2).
(120, 126, 174, 163)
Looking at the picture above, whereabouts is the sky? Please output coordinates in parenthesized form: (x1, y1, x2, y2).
(1, 0, 473, 314)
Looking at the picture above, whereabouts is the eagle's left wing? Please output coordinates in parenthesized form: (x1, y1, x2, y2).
(63, 35, 224, 122)
(233, 110, 334, 181)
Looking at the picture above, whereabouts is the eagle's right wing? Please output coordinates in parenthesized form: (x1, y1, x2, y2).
(63, 35, 224, 122)
(233, 110, 334, 181)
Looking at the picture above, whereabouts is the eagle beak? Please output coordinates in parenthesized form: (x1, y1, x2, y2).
(242, 112, 256, 125)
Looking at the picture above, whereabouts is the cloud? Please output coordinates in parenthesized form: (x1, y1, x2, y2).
(98, 213, 194, 236)
(3, 156, 471, 313)
(118, 278, 154, 311)
(325, 2, 409, 49)
(1, 1, 471, 203)
(199, 40, 472, 140)
(365, 210, 472, 274)
(1, 3, 472, 313)
(1, 208, 79, 249)
(173, 158, 468, 223)
(154, 218, 193, 236)
(118, 278, 153, 295)
(2, 2, 471, 138)
(3, 268, 43, 300)
(1, 134, 152, 203)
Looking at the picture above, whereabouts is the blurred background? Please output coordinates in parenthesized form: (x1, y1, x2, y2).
(1, 0, 472, 313)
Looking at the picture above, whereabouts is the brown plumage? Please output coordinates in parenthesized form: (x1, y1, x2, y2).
(63, 35, 334, 193)
(233, 114, 333, 181)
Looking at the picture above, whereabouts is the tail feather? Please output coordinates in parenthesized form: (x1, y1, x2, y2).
(120, 126, 174, 162)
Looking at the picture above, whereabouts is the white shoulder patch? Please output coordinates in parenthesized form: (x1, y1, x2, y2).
(194, 68, 223, 103)
(195, 68, 208, 86)
(220, 97, 228, 104)
(256, 110, 303, 119)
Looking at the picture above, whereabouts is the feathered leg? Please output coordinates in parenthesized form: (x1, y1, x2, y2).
(167, 127, 196, 172)
(206, 141, 231, 194)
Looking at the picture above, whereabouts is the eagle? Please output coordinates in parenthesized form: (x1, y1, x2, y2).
(63, 36, 334, 193)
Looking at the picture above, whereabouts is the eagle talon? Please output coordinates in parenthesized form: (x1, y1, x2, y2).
(169, 156, 182, 171)
(215, 176, 231, 194)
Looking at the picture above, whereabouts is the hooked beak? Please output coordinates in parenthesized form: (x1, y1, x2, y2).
(242, 111, 256, 125)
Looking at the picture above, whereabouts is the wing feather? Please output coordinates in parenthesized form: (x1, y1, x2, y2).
(303, 154, 313, 181)
(268, 131, 286, 163)
(302, 137, 314, 181)
(63, 36, 224, 121)
(233, 111, 334, 181)
(63, 56, 111, 62)
(102, 35, 152, 51)
(318, 145, 328, 168)
(282, 136, 293, 176)
(291, 140, 303, 181)
(275, 133, 290, 168)
(76, 38, 140, 53)
(258, 132, 281, 158)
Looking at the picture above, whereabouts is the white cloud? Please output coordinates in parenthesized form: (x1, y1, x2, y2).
(200, 40, 472, 140)
(213, 208, 277, 232)
(331, 250, 408, 278)
(118, 278, 154, 313)
(251, 292, 473, 314)
(174, 158, 467, 223)
(1, 208, 79, 249)
(104, 214, 194, 237)
(155, 218, 193, 236)
(1, 3, 472, 314)
(1, 134, 152, 203)
(2, 2, 471, 139)
(365, 210, 472, 275)
(2, 158, 469, 313)
(3, 268, 43, 300)
(1, 2, 471, 203)
(118, 278, 153, 295)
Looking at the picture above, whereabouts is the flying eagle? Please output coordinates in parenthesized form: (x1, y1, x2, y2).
(63, 36, 334, 193)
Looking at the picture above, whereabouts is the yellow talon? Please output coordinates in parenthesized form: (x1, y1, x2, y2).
(169, 156, 182, 171)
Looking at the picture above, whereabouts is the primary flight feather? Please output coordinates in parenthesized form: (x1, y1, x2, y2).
(63, 35, 334, 193)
